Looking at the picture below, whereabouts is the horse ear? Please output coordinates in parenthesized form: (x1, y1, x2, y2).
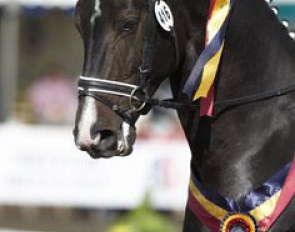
(265, 0, 273, 4)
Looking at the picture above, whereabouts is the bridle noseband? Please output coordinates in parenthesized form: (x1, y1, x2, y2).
(78, 76, 146, 125)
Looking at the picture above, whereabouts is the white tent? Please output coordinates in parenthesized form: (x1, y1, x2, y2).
(0, 0, 77, 8)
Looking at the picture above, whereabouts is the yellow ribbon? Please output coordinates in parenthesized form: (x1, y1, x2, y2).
(190, 178, 282, 223)
(193, 0, 231, 100)
(189, 179, 228, 220)
(249, 190, 282, 222)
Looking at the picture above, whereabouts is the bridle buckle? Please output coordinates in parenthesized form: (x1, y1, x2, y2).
(129, 87, 147, 112)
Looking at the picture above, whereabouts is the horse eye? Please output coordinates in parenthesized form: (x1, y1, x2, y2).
(122, 20, 138, 32)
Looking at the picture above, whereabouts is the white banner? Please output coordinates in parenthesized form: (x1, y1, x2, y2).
(0, 123, 190, 210)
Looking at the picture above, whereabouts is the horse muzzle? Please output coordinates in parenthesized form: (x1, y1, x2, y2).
(75, 122, 136, 158)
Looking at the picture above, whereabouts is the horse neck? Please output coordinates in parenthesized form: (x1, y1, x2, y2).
(172, 0, 295, 200)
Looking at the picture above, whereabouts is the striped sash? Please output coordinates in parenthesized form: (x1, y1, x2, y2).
(183, 0, 235, 103)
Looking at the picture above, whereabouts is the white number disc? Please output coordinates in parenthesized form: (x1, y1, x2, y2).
(154, 0, 174, 32)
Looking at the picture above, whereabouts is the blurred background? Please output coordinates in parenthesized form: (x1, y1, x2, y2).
(0, 0, 294, 232)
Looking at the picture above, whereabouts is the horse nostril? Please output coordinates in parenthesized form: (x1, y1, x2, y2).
(76, 142, 90, 152)
(92, 130, 117, 150)
(100, 130, 115, 140)
(75, 128, 117, 154)
(75, 130, 101, 152)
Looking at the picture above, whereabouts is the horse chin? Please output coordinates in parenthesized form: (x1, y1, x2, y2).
(87, 143, 134, 159)
(87, 146, 134, 159)
(88, 149, 119, 159)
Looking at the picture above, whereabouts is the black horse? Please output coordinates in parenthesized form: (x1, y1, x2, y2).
(73, 0, 295, 231)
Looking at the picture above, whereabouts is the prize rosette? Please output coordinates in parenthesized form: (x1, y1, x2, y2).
(220, 212, 259, 232)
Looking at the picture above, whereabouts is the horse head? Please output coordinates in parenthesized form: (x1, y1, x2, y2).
(73, 0, 184, 158)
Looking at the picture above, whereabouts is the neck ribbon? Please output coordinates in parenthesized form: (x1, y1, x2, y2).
(183, 0, 235, 101)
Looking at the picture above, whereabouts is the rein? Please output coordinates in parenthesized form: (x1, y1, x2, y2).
(144, 82, 295, 111)
(79, 75, 295, 115)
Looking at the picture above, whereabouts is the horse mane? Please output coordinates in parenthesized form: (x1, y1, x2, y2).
(179, 0, 295, 84)
(214, 0, 295, 101)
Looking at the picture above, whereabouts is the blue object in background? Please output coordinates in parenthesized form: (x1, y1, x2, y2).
(278, 5, 295, 21)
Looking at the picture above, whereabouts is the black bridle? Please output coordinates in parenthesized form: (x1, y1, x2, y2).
(78, 0, 295, 125)
(78, 0, 178, 125)
(78, 76, 147, 125)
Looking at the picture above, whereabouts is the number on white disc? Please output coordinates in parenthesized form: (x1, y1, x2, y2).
(154, 0, 174, 32)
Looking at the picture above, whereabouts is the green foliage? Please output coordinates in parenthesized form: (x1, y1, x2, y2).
(108, 196, 178, 232)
